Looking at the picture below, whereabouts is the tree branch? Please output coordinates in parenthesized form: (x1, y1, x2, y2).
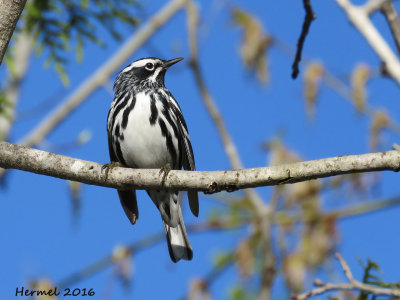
(335, 0, 400, 85)
(0, 0, 27, 64)
(292, 253, 400, 300)
(1, 141, 400, 193)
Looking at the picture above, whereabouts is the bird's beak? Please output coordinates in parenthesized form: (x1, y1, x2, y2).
(163, 57, 184, 69)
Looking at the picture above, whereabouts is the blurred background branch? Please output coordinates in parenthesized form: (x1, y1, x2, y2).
(335, 0, 400, 84)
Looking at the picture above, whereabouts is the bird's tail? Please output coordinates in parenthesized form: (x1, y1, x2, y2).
(148, 190, 193, 262)
(162, 206, 193, 263)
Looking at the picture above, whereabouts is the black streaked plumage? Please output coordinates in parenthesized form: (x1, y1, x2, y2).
(107, 57, 198, 262)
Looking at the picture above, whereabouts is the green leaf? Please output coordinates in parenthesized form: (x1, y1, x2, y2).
(76, 35, 84, 63)
(213, 251, 234, 269)
(4, 53, 17, 77)
(230, 286, 246, 300)
(55, 62, 69, 86)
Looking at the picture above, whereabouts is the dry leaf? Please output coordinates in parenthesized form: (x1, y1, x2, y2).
(235, 239, 254, 279)
(300, 218, 338, 269)
(30, 279, 58, 300)
(370, 110, 390, 150)
(68, 180, 81, 224)
(188, 279, 211, 300)
(112, 245, 133, 288)
(303, 62, 324, 120)
(282, 252, 306, 292)
(265, 139, 302, 166)
(351, 63, 370, 113)
(232, 8, 273, 84)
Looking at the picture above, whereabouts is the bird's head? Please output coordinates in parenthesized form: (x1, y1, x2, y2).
(114, 57, 183, 94)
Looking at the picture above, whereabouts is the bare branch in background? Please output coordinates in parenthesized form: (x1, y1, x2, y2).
(363, 0, 387, 15)
(291, 0, 316, 79)
(292, 253, 400, 300)
(185, 4, 276, 297)
(0, 30, 33, 141)
(0, 0, 27, 64)
(335, 0, 400, 84)
(275, 195, 400, 225)
(186, 4, 243, 172)
(380, 0, 400, 54)
(185, 0, 265, 207)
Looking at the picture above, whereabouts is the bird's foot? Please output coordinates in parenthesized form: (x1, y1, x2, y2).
(159, 163, 172, 186)
(102, 162, 123, 181)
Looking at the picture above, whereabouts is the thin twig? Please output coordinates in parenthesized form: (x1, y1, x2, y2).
(292, 253, 400, 300)
(291, 0, 316, 79)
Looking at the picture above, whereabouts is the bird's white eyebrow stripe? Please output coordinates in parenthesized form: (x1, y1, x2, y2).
(122, 59, 162, 73)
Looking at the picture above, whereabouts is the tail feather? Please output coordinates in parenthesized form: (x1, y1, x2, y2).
(148, 190, 179, 227)
(118, 190, 139, 225)
(163, 206, 193, 263)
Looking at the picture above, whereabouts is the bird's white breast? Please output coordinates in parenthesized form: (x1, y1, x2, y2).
(119, 92, 178, 168)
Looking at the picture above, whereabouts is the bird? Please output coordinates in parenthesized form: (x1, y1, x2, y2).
(106, 57, 199, 262)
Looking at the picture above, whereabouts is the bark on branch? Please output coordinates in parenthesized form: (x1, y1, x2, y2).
(1, 141, 399, 193)
(0, 0, 27, 64)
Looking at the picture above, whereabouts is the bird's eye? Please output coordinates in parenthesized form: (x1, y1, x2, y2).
(145, 63, 154, 71)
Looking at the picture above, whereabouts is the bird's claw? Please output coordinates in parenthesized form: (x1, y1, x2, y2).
(159, 163, 172, 186)
(102, 162, 123, 181)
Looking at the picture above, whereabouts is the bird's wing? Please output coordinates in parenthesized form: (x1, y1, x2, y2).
(168, 93, 199, 217)
(107, 108, 139, 225)
(107, 107, 120, 163)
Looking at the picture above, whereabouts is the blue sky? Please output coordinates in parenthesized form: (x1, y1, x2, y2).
(1, 0, 400, 299)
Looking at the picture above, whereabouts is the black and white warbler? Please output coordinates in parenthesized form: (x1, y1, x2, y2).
(106, 57, 199, 262)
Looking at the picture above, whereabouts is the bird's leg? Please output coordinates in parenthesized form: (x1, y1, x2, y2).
(102, 162, 123, 181)
(159, 163, 172, 187)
